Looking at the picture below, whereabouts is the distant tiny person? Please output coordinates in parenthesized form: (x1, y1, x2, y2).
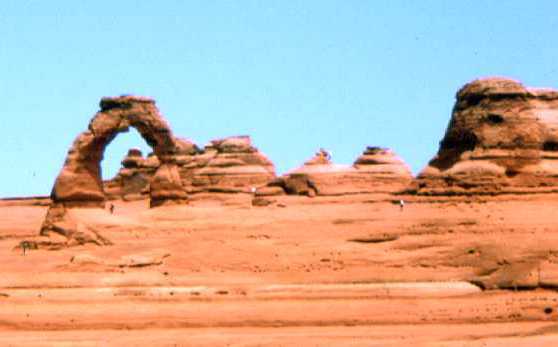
(399, 199, 405, 211)
(109, 203, 115, 214)
(250, 187, 257, 196)
(21, 241, 30, 256)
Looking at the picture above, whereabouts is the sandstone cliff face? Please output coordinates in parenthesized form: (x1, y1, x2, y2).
(260, 147, 412, 197)
(105, 135, 276, 197)
(414, 77, 558, 195)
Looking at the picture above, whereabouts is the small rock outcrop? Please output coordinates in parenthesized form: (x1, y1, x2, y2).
(188, 136, 275, 193)
(40, 96, 187, 245)
(352, 147, 414, 192)
(104, 148, 160, 200)
(260, 147, 412, 196)
(414, 77, 558, 195)
(105, 135, 276, 197)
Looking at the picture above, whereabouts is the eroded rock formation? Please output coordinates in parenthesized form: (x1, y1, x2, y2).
(105, 135, 275, 197)
(51, 96, 186, 207)
(352, 146, 414, 191)
(187, 136, 275, 193)
(104, 148, 160, 200)
(259, 147, 412, 196)
(40, 96, 187, 245)
(414, 77, 558, 195)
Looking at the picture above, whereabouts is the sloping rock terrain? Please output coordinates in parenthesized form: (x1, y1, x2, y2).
(6, 81, 558, 345)
(5, 192, 558, 345)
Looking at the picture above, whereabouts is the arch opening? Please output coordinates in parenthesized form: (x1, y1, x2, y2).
(49, 96, 187, 208)
(101, 127, 152, 181)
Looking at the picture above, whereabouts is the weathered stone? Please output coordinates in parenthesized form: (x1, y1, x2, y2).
(414, 77, 558, 195)
(265, 147, 412, 196)
(150, 164, 188, 207)
(252, 197, 274, 207)
(39, 95, 188, 246)
(255, 186, 285, 197)
(175, 137, 201, 155)
(210, 135, 254, 153)
(51, 95, 187, 206)
(105, 135, 276, 196)
(38, 203, 112, 247)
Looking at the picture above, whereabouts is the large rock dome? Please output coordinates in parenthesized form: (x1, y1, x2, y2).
(415, 77, 558, 195)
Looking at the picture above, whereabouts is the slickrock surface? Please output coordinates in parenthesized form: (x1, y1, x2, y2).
(4, 193, 558, 345)
(414, 77, 558, 195)
(105, 135, 276, 196)
(261, 147, 412, 196)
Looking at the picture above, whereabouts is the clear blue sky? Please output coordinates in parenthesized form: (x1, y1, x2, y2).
(1, 1, 557, 197)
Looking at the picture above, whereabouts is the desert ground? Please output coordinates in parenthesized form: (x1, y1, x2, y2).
(2, 192, 558, 346)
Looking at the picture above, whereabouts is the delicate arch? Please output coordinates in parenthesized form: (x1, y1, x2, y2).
(50, 95, 187, 208)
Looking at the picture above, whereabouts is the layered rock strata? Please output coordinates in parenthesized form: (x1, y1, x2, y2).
(260, 147, 412, 196)
(414, 77, 558, 195)
(50, 96, 186, 207)
(186, 136, 275, 193)
(41, 96, 187, 244)
(104, 148, 160, 200)
(105, 135, 276, 196)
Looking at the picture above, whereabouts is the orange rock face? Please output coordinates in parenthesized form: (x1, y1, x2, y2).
(105, 135, 276, 196)
(415, 77, 558, 195)
(51, 96, 187, 207)
(42, 96, 187, 243)
(104, 148, 159, 201)
(10, 81, 558, 344)
(262, 147, 412, 196)
(187, 136, 276, 193)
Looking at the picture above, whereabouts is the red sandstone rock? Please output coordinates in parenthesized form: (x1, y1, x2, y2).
(51, 96, 186, 206)
(190, 136, 275, 193)
(414, 77, 558, 195)
(42, 96, 187, 242)
(175, 137, 201, 156)
(303, 148, 332, 165)
(105, 149, 159, 200)
(106, 135, 276, 196)
(149, 164, 188, 207)
(264, 147, 412, 196)
(38, 204, 112, 248)
(255, 186, 286, 197)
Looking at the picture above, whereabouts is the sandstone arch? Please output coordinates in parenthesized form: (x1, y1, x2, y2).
(35, 96, 187, 248)
(51, 95, 187, 208)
